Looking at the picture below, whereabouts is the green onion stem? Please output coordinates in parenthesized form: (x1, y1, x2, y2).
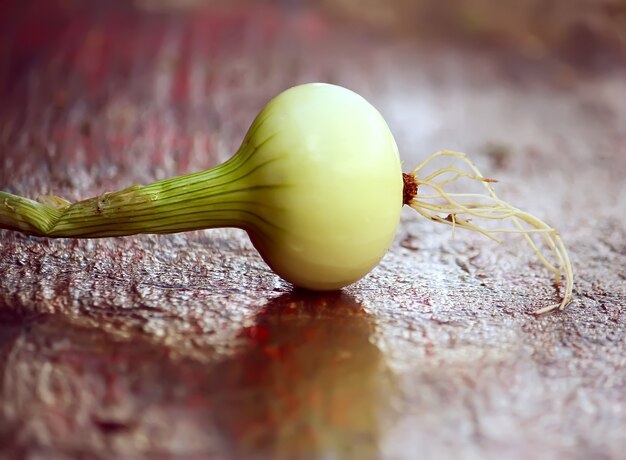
(0, 153, 257, 238)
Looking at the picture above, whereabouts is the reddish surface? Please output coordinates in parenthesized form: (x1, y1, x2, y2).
(1, 1, 626, 459)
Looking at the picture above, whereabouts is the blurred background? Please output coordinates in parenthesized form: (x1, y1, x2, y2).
(2, 0, 625, 188)
(1, 1, 625, 459)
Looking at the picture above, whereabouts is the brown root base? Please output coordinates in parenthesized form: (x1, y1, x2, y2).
(402, 172, 418, 205)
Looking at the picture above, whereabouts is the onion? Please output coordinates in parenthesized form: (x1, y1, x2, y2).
(0, 83, 573, 313)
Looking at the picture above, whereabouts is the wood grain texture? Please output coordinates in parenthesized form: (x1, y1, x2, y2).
(1, 1, 625, 459)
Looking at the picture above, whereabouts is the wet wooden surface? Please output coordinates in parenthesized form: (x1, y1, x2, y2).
(1, 1, 626, 459)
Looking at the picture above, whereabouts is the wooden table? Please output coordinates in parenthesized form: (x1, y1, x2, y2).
(1, 1, 625, 458)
